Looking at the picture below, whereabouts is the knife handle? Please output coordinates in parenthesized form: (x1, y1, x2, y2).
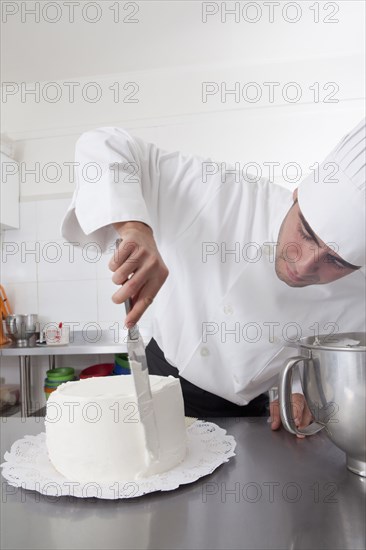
(115, 238, 139, 339)
(124, 295, 132, 313)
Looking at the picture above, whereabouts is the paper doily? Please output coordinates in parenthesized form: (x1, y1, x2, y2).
(1, 421, 236, 499)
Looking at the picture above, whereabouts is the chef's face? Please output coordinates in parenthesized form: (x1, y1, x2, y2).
(275, 190, 360, 287)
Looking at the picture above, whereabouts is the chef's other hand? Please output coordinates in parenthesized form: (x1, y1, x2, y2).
(109, 221, 169, 328)
(270, 393, 313, 439)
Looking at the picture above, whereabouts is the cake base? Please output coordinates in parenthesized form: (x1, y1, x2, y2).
(1, 420, 236, 499)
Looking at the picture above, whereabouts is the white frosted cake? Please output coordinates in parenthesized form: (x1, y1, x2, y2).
(45, 374, 187, 483)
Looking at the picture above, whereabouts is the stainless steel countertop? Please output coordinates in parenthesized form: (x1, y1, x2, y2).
(0, 330, 152, 356)
(1, 417, 365, 550)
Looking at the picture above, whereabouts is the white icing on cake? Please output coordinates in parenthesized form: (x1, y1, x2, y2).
(45, 375, 187, 483)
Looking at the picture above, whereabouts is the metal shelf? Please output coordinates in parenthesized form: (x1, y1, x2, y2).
(0, 329, 152, 418)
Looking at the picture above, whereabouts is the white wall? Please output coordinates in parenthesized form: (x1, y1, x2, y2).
(2, 53, 365, 198)
(2, 1, 365, 82)
(1, 1, 365, 409)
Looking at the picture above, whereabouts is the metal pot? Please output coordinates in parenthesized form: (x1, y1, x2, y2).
(5, 314, 38, 347)
(278, 332, 366, 477)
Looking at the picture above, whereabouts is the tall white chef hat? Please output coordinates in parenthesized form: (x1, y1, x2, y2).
(297, 119, 366, 267)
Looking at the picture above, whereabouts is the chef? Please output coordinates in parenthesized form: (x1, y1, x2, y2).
(61, 119, 365, 433)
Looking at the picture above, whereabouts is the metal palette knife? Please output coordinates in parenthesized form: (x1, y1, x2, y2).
(115, 238, 160, 463)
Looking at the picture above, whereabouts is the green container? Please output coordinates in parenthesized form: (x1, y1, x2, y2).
(114, 354, 129, 369)
(44, 378, 69, 388)
(46, 367, 75, 382)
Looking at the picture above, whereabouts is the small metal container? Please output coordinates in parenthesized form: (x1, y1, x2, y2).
(278, 332, 366, 476)
(5, 314, 38, 347)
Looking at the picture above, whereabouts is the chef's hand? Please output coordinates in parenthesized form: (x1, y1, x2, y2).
(270, 393, 313, 439)
(109, 221, 169, 328)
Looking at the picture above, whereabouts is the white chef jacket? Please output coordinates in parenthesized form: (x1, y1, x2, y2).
(61, 127, 366, 405)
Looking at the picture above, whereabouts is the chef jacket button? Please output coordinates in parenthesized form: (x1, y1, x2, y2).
(200, 347, 210, 357)
(223, 304, 234, 315)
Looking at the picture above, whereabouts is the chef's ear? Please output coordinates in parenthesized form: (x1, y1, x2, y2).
(293, 188, 298, 201)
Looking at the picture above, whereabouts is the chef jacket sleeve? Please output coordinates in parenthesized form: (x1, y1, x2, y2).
(61, 127, 222, 252)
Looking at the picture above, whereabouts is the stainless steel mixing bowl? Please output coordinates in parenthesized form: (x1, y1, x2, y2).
(278, 332, 366, 476)
(5, 314, 39, 347)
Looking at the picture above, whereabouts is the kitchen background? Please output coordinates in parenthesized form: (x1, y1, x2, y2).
(1, 0, 365, 409)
